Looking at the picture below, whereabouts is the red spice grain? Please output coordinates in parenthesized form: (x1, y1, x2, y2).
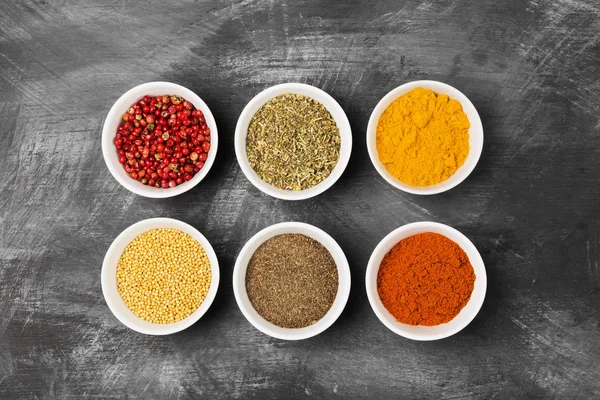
(114, 94, 211, 188)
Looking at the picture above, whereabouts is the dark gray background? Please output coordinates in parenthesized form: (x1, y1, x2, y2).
(1, 0, 599, 398)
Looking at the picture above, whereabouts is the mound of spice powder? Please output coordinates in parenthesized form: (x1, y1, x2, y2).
(116, 228, 211, 324)
(246, 234, 338, 328)
(377, 232, 475, 326)
(376, 87, 470, 186)
(246, 93, 341, 191)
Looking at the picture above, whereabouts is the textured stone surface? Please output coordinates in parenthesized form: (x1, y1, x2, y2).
(1, 0, 599, 398)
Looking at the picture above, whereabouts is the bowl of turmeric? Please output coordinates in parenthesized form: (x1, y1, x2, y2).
(365, 221, 487, 340)
(367, 81, 483, 195)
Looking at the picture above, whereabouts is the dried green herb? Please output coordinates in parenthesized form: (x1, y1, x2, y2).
(245, 233, 339, 328)
(246, 93, 341, 191)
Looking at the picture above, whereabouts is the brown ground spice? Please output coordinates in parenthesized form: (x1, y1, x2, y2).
(246, 233, 338, 328)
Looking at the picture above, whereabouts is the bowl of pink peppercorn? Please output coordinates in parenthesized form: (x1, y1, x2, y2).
(102, 82, 218, 198)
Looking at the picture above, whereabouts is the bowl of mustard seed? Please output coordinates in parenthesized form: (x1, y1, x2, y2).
(235, 83, 352, 200)
(233, 222, 351, 340)
(101, 217, 220, 335)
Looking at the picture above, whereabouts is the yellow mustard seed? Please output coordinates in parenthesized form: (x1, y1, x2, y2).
(116, 228, 211, 324)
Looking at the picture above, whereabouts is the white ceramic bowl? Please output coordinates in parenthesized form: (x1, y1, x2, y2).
(102, 82, 218, 198)
(367, 80, 483, 195)
(366, 221, 487, 341)
(233, 222, 351, 340)
(101, 218, 220, 335)
(234, 83, 352, 200)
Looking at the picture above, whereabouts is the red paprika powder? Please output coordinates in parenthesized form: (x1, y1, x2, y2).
(377, 232, 475, 326)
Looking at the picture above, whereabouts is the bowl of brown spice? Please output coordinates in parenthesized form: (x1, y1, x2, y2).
(235, 83, 352, 200)
(365, 221, 487, 341)
(233, 222, 351, 340)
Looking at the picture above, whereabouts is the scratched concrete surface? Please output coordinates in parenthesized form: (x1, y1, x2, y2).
(1, 0, 599, 398)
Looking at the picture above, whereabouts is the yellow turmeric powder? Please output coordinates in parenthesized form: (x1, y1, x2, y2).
(376, 87, 470, 186)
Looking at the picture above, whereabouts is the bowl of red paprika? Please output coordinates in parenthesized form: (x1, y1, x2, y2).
(366, 222, 487, 341)
(102, 82, 218, 198)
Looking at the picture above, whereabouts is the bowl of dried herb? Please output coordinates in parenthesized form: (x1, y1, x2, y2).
(235, 83, 352, 200)
(233, 222, 351, 340)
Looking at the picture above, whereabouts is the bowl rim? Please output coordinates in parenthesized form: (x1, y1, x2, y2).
(101, 81, 218, 198)
(101, 217, 220, 335)
(366, 80, 484, 195)
(233, 221, 351, 340)
(365, 221, 487, 341)
(234, 82, 352, 201)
